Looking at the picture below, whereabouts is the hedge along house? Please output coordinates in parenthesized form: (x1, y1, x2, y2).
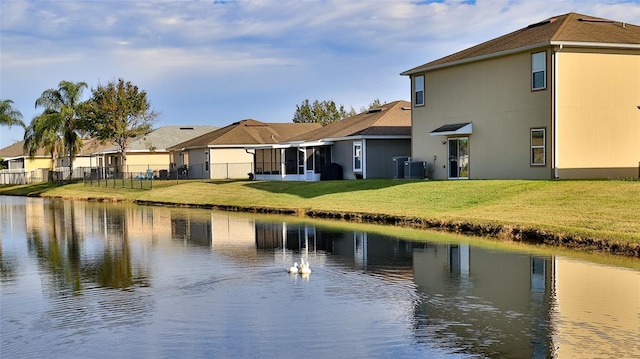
(168, 120, 321, 180)
(401, 13, 640, 180)
(253, 100, 412, 181)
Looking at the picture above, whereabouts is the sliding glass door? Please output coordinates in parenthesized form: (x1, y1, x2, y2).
(448, 137, 469, 179)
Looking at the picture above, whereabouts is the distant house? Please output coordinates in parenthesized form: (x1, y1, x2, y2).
(401, 12, 640, 179)
(0, 140, 53, 184)
(254, 100, 412, 181)
(167, 119, 321, 180)
(92, 126, 218, 177)
(55, 137, 113, 179)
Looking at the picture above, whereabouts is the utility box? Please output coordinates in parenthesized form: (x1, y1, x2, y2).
(404, 161, 426, 179)
(392, 156, 411, 179)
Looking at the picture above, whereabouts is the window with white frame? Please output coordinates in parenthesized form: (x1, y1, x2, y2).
(532, 52, 546, 90)
(414, 75, 424, 106)
(353, 142, 362, 172)
(530, 128, 545, 166)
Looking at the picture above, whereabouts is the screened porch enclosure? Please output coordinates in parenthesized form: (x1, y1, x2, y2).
(254, 146, 331, 180)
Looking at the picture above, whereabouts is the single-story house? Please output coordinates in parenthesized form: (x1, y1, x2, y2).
(253, 100, 412, 181)
(0, 137, 115, 182)
(55, 137, 113, 179)
(167, 119, 321, 180)
(92, 125, 218, 177)
(401, 12, 640, 179)
(0, 140, 52, 171)
(0, 140, 53, 183)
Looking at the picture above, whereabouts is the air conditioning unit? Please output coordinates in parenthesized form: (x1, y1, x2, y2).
(392, 156, 411, 179)
(404, 161, 426, 179)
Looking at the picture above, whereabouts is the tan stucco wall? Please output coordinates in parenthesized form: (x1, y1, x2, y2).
(554, 257, 640, 358)
(124, 152, 170, 172)
(26, 157, 54, 171)
(556, 50, 640, 178)
(411, 50, 552, 179)
(210, 148, 253, 164)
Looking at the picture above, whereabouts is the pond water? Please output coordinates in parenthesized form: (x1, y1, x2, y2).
(1, 196, 639, 358)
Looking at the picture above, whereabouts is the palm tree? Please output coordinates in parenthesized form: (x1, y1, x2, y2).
(0, 99, 25, 128)
(33, 81, 88, 179)
(24, 111, 65, 172)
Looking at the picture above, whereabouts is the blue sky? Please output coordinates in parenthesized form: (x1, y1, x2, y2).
(1, 0, 639, 148)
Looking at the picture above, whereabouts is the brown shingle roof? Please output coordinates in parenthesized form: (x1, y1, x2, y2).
(168, 120, 321, 149)
(78, 137, 112, 155)
(402, 12, 640, 75)
(285, 100, 412, 142)
(0, 140, 48, 158)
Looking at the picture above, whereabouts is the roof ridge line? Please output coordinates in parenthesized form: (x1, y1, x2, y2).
(550, 12, 576, 41)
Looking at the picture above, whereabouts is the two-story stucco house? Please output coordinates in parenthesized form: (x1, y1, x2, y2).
(402, 12, 640, 179)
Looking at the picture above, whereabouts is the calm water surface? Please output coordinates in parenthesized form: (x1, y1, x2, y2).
(1, 196, 639, 358)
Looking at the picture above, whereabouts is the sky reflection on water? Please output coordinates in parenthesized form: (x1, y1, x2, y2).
(1, 196, 639, 358)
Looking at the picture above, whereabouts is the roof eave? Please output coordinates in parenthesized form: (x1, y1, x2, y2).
(322, 134, 411, 142)
(249, 135, 409, 148)
(402, 40, 640, 76)
(249, 144, 293, 150)
(401, 42, 551, 76)
(550, 40, 640, 49)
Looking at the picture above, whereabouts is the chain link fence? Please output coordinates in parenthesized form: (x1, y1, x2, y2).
(0, 168, 51, 184)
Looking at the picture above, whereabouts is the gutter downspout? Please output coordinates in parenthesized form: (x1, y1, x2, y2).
(553, 45, 562, 179)
(362, 139, 367, 179)
(244, 148, 256, 180)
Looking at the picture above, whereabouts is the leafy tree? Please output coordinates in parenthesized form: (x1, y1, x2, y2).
(0, 99, 25, 129)
(80, 78, 158, 172)
(293, 99, 387, 126)
(359, 98, 383, 112)
(292, 99, 356, 126)
(33, 81, 88, 178)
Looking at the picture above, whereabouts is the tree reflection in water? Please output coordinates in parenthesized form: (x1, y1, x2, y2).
(26, 200, 150, 294)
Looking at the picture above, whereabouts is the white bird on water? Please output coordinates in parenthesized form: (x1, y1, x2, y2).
(298, 258, 311, 274)
(287, 262, 299, 274)
(287, 258, 311, 275)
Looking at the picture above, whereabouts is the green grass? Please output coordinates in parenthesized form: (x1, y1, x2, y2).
(2, 178, 640, 246)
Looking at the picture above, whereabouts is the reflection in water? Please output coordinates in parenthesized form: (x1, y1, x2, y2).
(25, 200, 150, 293)
(412, 245, 554, 357)
(2, 196, 639, 358)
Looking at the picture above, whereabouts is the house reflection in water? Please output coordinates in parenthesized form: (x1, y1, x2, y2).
(255, 222, 417, 274)
(255, 221, 555, 357)
(170, 210, 258, 255)
(171, 210, 212, 246)
(169, 213, 639, 358)
(413, 244, 554, 358)
(255, 222, 321, 251)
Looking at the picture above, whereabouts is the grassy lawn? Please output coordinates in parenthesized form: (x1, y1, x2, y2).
(2, 178, 639, 248)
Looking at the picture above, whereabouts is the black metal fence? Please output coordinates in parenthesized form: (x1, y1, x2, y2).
(83, 172, 155, 189)
(2, 162, 254, 187)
